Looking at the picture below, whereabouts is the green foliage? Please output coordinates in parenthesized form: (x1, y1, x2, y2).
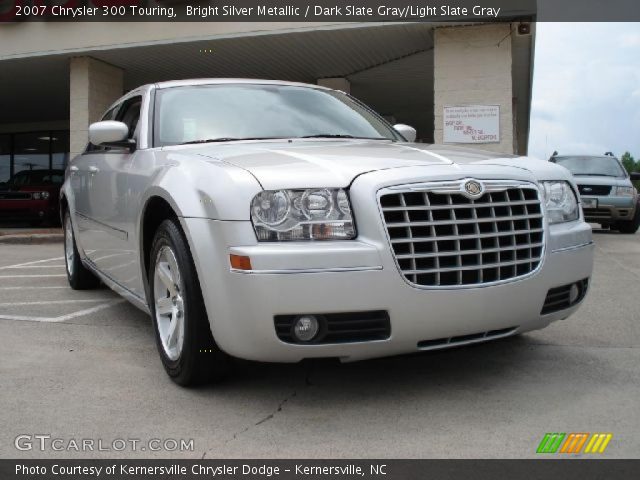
(620, 152, 640, 190)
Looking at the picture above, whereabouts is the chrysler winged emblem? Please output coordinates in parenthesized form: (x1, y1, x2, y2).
(464, 180, 483, 197)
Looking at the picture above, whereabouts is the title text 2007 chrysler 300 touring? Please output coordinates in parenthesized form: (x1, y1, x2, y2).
(60, 79, 594, 385)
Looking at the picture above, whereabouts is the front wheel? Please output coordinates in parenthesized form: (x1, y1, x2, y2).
(64, 212, 99, 290)
(149, 218, 230, 386)
(615, 207, 640, 234)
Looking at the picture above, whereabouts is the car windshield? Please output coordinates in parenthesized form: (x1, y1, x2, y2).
(8, 170, 64, 185)
(553, 156, 626, 177)
(154, 84, 402, 147)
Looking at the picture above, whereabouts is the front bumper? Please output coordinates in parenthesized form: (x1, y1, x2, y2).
(0, 199, 57, 221)
(581, 195, 636, 223)
(184, 216, 593, 363)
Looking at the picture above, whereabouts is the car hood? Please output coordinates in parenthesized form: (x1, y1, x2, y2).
(172, 139, 551, 189)
(570, 175, 631, 187)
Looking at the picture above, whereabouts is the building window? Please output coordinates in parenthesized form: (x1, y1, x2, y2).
(0, 130, 69, 181)
(51, 131, 70, 172)
(0, 134, 9, 184)
(14, 132, 50, 173)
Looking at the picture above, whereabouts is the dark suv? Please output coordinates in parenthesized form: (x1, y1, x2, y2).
(550, 154, 640, 233)
(0, 169, 64, 226)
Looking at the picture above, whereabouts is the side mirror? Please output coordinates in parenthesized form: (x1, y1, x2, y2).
(88, 121, 135, 151)
(630, 172, 640, 181)
(393, 124, 417, 143)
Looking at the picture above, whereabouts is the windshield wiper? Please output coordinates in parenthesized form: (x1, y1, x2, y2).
(178, 137, 279, 145)
(299, 134, 387, 140)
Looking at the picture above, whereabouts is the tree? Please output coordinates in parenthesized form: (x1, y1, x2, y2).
(620, 152, 640, 190)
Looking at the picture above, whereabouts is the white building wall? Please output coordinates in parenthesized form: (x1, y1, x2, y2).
(434, 24, 514, 154)
(69, 57, 123, 157)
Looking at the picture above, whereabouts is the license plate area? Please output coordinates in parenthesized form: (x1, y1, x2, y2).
(582, 197, 598, 209)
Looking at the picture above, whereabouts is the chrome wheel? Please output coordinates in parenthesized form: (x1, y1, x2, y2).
(64, 215, 74, 276)
(153, 245, 185, 361)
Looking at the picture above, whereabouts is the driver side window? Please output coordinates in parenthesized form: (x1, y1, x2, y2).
(117, 97, 142, 142)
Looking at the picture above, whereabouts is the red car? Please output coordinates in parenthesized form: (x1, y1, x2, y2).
(0, 169, 64, 226)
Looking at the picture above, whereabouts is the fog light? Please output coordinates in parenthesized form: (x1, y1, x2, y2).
(293, 315, 319, 342)
(569, 283, 580, 304)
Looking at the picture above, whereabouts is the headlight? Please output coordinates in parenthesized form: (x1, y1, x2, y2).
(31, 191, 50, 200)
(41, 191, 50, 200)
(615, 186, 635, 197)
(540, 181, 579, 224)
(251, 188, 356, 241)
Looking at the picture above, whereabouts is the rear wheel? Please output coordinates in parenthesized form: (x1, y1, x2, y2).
(149, 218, 230, 386)
(64, 212, 99, 290)
(616, 208, 640, 234)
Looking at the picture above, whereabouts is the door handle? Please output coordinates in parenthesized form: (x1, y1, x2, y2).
(88, 166, 100, 174)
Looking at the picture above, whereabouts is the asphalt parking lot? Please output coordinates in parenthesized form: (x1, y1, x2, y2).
(1, 230, 639, 459)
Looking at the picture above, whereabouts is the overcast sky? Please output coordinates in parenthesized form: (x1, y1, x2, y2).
(528, 22, 640, 160)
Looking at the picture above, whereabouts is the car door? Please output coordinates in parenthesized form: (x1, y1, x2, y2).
(76, 95, 143, 283)
(72, 103, 121, 259)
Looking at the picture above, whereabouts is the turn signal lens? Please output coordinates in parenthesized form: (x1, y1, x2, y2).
(230, 254, 252, 271)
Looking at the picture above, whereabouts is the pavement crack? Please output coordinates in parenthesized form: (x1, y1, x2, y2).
(225, 390, 297, 444)
(254, 391, 297, 426)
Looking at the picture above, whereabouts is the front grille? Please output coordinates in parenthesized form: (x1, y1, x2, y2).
(578, 185, 611, 196)
(417, 326, 518, 350)
(380, 181, 544, 287)
(541, 279, 589, 315)
(274, 310, 390, 344)
(583, 208, 611, 219)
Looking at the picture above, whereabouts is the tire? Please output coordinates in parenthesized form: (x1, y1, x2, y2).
(616, 207, 640, 234)
(63, 212, 100, 290)
(148, 218, 230, 386)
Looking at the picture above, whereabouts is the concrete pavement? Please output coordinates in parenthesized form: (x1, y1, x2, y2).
(0, 231, 638, 459)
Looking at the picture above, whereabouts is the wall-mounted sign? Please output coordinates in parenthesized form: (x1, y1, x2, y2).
(443, 105, 500, 144)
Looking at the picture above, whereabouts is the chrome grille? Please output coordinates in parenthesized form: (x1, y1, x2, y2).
(380, 181, 544, 287)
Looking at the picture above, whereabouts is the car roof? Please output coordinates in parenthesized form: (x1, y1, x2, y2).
(553, 155, 618, 160)
(152, 78, 331, 91)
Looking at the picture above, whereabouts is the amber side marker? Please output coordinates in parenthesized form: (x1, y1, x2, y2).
(230, 254, 252, 270)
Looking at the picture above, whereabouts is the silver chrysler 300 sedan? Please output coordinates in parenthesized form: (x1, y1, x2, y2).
(61, 79, 594, 385)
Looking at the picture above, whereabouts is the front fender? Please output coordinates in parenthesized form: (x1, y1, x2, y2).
(138, 151, 262, 221)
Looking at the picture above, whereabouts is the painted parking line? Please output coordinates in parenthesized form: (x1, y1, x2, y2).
(0, 299, 125, 323)
(0, 274, 67, 278)
(0, 254, 128, 323)
(0, 286, 69, 290)
(0, 299, 110, 307)
(0, 256, 64, 270)
(1, 265, 66, 269)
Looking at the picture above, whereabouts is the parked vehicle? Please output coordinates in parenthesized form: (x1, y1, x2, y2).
(0, 169, 64, 225)
(550, 153, 640, 233)
(61, 79, 594, 385)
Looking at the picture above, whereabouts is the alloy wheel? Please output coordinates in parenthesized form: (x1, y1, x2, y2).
(64, 215, 74, 276)
(153, 245, 186, 361)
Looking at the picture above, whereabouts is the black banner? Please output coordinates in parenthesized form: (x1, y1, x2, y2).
(1, 0, 640, 22)
(2, 460, 640, 480)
